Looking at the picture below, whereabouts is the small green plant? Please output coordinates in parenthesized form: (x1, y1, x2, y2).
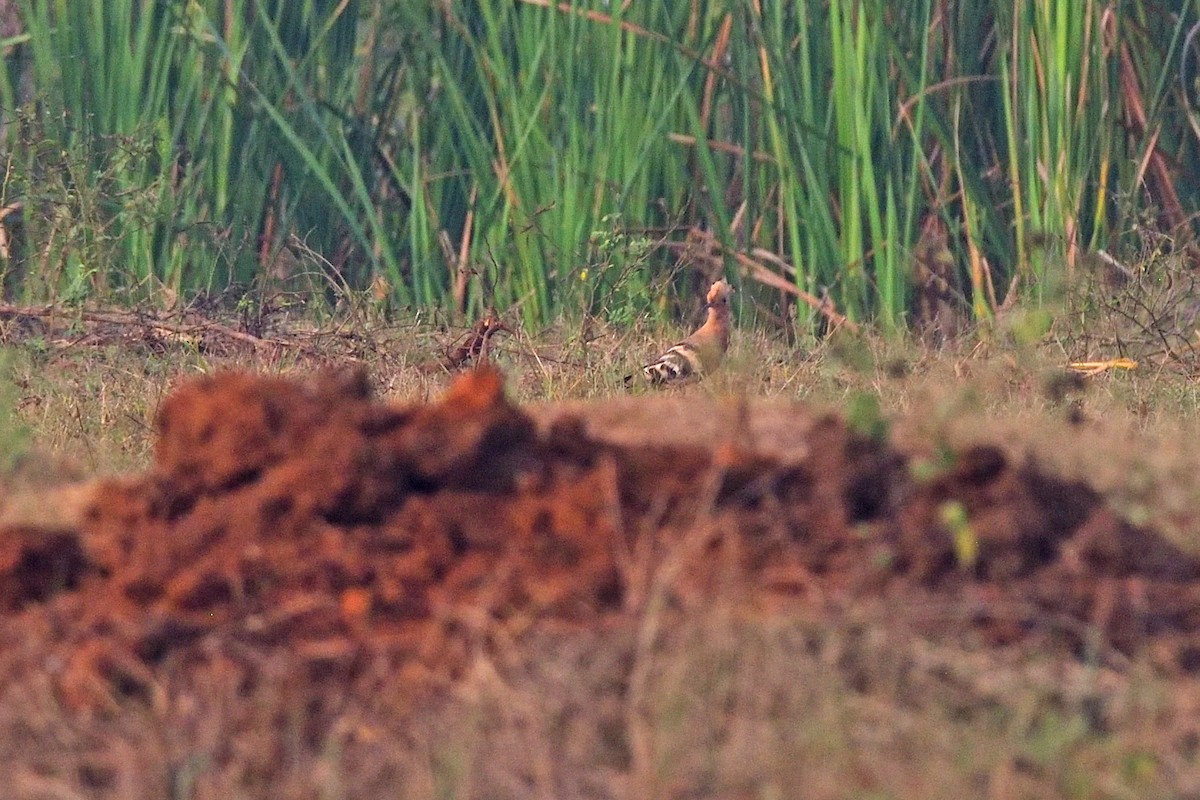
(939, 499, 977, 569)
(580, 213, 657, 326)
(844, 390, 889, 442)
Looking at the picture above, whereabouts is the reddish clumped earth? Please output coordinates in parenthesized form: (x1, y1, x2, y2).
(2, 366, 1200, 719)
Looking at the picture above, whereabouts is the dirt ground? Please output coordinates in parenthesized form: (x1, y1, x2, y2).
(3, 365, 1200, 797)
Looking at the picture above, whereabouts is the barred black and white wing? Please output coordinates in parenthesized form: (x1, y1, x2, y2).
(642, 342, 704, 385)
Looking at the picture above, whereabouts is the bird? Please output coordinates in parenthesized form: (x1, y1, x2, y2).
(632, 278, 734, 386)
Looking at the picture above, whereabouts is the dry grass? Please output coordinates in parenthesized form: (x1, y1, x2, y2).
(5, 301, 1200, 799)
(0, 593, 1192, 799)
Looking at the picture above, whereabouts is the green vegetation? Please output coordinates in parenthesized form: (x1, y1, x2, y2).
(0, 1, 1196, 330)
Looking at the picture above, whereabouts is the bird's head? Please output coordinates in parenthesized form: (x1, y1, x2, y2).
(702, 279, 734, 312)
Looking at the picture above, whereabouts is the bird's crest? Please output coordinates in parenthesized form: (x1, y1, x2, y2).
(705, 279, 734, 307)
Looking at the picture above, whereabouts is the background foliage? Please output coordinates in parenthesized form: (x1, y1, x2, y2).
(1, 0, 1198, 332)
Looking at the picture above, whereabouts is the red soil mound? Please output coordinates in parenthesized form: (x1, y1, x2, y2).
(2, 367, 1199, 714)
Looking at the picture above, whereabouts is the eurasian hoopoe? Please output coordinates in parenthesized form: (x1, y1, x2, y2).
(635, 279, 734, 386)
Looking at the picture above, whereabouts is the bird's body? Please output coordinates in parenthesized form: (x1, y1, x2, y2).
(639, 279, 734, 386)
